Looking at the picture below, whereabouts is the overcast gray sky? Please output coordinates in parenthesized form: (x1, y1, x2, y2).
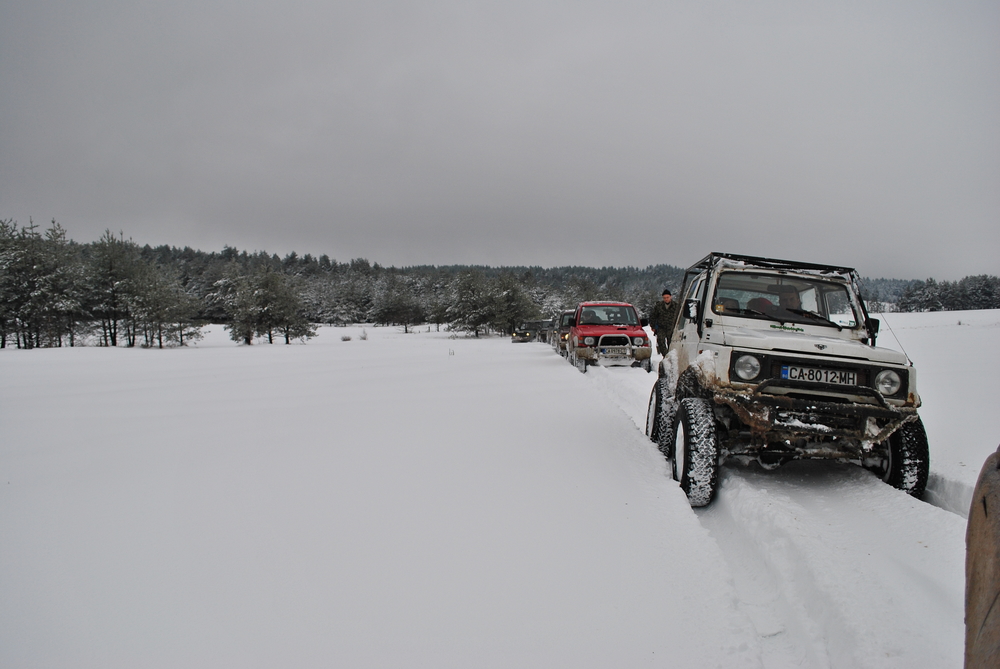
(1, 1, 997, 279)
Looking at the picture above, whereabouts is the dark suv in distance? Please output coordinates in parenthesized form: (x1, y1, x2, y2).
(512, 320, 552, 343)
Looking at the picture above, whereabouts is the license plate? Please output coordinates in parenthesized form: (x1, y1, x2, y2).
(781, 365, 856, 385)
(601, 347, 628, 356)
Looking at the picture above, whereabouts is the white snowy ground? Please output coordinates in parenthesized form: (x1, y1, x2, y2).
(2, 310, 997, 668)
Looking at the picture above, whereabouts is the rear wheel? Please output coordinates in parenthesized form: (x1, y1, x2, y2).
(672, 398, 720, 507)
(880, 417, 929, 497)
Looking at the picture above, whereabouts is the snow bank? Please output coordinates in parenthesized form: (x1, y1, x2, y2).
(874, 309, 1000, 517)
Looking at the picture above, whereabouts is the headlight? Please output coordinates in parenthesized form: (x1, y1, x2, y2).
(583, 337, 595, 346)
(734, 355, 762, 381)
(875, 370, 902, 396)
(633, 337, 645, 346)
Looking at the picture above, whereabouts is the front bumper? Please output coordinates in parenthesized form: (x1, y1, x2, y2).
(715, 379, 917, 454)
(577, 345, 652, 365)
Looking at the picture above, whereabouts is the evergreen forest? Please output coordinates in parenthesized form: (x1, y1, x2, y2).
(1, 219, 997, 348)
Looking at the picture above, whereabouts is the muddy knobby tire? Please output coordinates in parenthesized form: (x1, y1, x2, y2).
(883, 416, 930, 497)
(672, 397, 720, 507)
(645, 382, 662, 443)
(646, 378, 678, 457)
(656, 383, 678, 460)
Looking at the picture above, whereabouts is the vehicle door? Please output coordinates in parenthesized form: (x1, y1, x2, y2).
(672, 271, 708, 371)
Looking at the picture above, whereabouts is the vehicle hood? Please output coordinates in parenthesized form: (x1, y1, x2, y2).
(720, 325, 909, 366)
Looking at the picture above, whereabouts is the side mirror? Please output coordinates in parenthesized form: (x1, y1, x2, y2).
(640, 317, 649, 327)
(867, 318, 880, 335)
(568, 317, 576, 327)
(685, 299, 700, 320)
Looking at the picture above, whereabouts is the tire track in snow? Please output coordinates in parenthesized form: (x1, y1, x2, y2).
(701, 463, 966, 668)
(699, 472, 832, 667)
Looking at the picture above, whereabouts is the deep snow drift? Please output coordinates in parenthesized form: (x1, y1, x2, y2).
(2, 310, 997, 668)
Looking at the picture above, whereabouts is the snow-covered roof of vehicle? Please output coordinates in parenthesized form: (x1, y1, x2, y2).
(576, 300, 635, 307)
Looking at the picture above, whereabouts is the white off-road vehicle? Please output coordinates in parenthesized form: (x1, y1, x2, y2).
(645, 253, 928, 507)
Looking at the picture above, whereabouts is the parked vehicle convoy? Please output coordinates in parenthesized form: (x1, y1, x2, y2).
(553, 310, 575, 357)
(645, 252, 929, 507)
(512, 320, 555, 343)
(567, 301, 652, 373)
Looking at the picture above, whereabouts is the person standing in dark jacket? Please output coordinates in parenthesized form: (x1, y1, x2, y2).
(649, 289, 678, 356)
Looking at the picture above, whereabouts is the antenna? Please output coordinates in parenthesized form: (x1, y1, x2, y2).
(877, 312, 913, 366)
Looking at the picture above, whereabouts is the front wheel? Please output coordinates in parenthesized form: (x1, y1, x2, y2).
(645, 383, 661, 442)
(672, 398, 720, 507)
(656, 389, 678, 460)
(880, 417, 929, 497)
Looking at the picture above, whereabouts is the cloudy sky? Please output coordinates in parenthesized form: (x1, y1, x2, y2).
(1, 1, 997, 279)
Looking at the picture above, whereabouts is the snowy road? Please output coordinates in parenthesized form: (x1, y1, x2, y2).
(577, 345, 968, 668)
(701, 463, 964, 668)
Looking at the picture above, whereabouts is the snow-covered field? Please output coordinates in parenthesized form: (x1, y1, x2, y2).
(2, 310, 998, 668)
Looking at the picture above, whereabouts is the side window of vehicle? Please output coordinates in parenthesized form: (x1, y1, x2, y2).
(825, 290, 858, 327)
(679, 273, 706, 326)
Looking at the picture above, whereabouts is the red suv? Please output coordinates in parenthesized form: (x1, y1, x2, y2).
(567, 301, 652, 373)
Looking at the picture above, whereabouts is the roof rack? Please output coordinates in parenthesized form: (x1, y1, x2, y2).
(689, 252, 856, 275)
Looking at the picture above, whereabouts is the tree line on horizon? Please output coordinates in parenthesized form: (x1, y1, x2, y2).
(1, 219, 996, 348)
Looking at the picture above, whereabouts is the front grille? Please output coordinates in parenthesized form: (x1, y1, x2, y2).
(600, 335, 631, 346)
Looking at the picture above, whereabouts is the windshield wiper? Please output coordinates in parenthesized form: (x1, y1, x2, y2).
(786, 308, 843, 331)
(744, 308, 786, 324)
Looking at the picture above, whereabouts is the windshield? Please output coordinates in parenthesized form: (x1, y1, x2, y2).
(711, 272, 859, 328)
(577, 305, 639, 326)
